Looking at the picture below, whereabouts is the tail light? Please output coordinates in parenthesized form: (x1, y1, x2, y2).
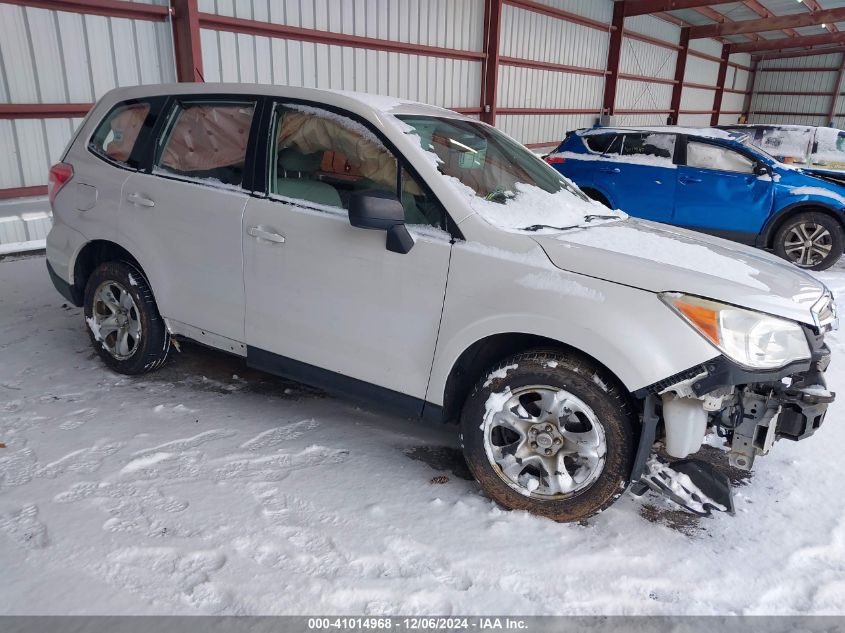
(48, 162, 74, 207)
(545, 155, 566, 164)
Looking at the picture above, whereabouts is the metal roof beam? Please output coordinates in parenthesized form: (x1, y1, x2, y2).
(752, 46, 845, 61)
(690, 7, 845, 38)
(621, 0, 738, 17)
(802, 0, 839, 33)
(732, 31, 845, 53)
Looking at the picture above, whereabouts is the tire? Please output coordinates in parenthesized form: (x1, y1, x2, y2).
(773, 212, 843, 271)
(83, 261, 171, 375)
(460, 349, 635, 522)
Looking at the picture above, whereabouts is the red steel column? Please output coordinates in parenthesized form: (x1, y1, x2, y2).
(669, 27, 690, 124)
(710, 43, 731, 126)
(603, 1, 625, 116)
(480, 0, 503, 125)
(827, 53, 845, 126)
(742, 58, 757, 121)
(172, 0, 204, 82)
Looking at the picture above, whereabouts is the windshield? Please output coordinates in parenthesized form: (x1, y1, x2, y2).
(813, 128, 845, 169)
(742, 137, 778, 162)
(396, 115, 623, 231)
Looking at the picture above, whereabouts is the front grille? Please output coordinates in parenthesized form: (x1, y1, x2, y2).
(812, 291, 837, 333)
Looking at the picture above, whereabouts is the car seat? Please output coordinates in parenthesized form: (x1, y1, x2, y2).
(275, 148, 342, 208)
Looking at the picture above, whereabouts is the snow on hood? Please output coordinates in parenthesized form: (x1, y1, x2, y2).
(532, 219, 825, 325)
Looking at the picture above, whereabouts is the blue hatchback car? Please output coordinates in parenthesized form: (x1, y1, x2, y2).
(546, 126, 845, 270)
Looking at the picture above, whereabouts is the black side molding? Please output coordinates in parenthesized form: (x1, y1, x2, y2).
(247, 346, 441, 421)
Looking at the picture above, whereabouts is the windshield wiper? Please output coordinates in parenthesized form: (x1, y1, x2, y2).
(522, 223, 580, 232)
(522, 214, 620, 232)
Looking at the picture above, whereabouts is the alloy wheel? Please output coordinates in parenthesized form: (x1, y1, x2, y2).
(482, 385, 607, 499)
(783, 222, 833, 268)
(91, 281, 142, 360)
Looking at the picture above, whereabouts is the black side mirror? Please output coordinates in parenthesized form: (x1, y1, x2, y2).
(754, 163, 771, 177)
(348, 191, 414, 254)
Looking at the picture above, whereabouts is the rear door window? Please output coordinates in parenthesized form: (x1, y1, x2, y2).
(89, 102, 152, 168)
(686, 141, 754, 174)
(154, 100, 256, 188)
(621, 133, 676, 166)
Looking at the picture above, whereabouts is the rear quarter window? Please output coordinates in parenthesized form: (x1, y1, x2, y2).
(89, 102, 152, 168)
(584, 134, 621, 155)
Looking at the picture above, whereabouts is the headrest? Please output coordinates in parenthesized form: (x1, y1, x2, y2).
(279, 148, 322, 173)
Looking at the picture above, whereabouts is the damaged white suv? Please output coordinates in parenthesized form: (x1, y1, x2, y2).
(47, 84, 836, 521)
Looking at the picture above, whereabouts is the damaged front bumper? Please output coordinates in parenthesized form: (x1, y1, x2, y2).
(630, 325, 834, 515)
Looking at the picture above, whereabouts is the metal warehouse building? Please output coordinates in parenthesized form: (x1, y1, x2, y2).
(1, 0, 844, 251)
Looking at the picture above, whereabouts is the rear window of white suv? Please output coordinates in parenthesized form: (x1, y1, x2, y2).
(89, 102, 151, 167)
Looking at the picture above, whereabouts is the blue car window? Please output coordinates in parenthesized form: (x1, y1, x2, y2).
(584, 134, 621, 155)
(622, 133, 676, 165)
(686, 141, 754, 174)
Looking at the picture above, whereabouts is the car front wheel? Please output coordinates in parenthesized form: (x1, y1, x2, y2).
(774, 212, 843, 271)
(460, 350, 635, 522)
(83, 261, 171, 375)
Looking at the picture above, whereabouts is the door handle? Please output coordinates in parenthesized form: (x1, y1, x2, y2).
(599, 167, 621, 174)
(679, 176, 703, 184)
(127, 192, 155, 207)
(248, 226, 286, 244)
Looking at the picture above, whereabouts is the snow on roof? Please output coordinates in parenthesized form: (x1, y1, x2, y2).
(725, 123, 817, 132)
(578, 126, 739, 140)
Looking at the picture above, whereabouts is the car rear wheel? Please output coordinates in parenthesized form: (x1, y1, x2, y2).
(774, 212, 843, 271)
(460, 350, 635, 522)
(83, 261, 171, 375)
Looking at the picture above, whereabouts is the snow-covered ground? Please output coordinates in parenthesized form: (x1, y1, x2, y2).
(2, 253, 845, 615)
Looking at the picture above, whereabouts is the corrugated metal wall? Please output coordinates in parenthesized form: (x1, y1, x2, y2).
(677, 40, 720, 127)
(749, 53, 842, 127)
(495, 0, 611, 145)
(0, 0, 757, 211)
(0, 1, 175, 193)
(198, 0, 484, 110)
(616, 15, 678, 127)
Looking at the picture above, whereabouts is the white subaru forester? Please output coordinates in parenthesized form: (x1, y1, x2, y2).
(47, 83, 836, 522)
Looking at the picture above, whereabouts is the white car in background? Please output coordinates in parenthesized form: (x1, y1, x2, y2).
(721, 124, 845, 176)
(45, 83, 836, 522)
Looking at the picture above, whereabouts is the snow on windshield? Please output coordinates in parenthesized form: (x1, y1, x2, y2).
(468, 182, 624, 232)
(393, 115, 626, 231)
(754, 127, 813, 162)
(813, 127, 845, 165)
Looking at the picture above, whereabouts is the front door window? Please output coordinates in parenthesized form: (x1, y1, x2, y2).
(268, 104, 443, 227)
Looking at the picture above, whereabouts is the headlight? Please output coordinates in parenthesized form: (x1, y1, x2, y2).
(661, 293, 811, 370)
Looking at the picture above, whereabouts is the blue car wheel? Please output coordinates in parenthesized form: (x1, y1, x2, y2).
(773, 212, 844, 271)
